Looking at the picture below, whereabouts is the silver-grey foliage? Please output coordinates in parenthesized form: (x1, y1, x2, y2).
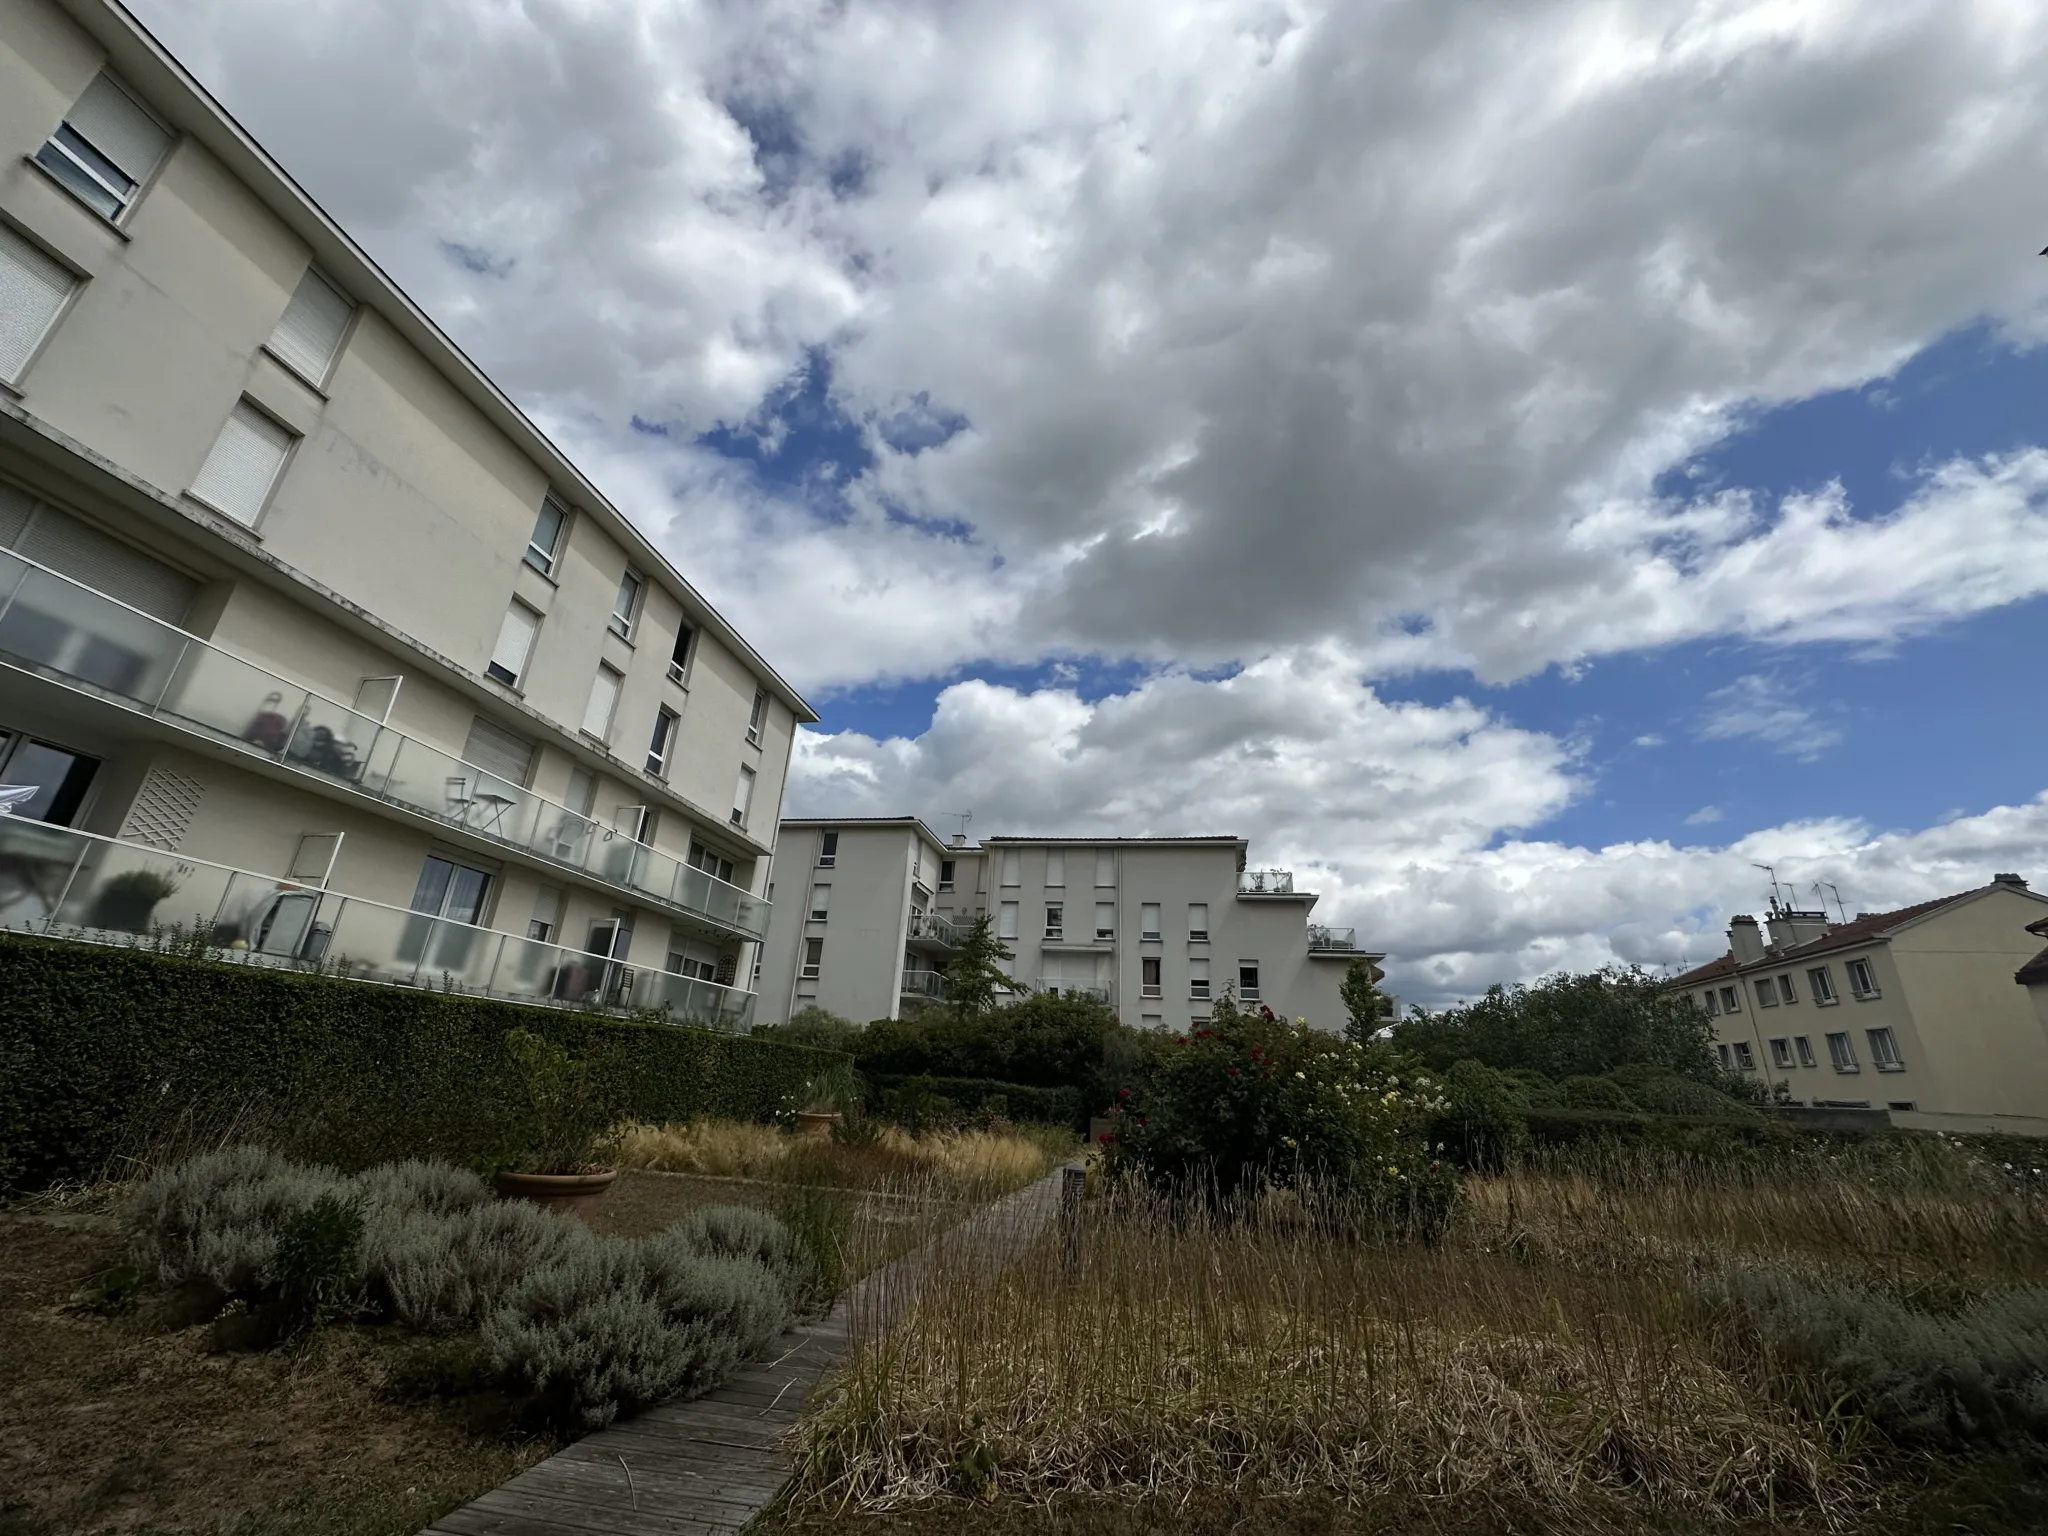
(128, 1145, 355, 1290)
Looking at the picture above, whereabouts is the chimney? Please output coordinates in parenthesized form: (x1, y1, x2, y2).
(950, 834, 968, 848)
(1993, 872, 2028, 889)
(1728, 914, 1765, 966)
(1766, 909, 1832, 950)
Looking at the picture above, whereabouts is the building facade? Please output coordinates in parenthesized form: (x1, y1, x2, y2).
(0, 0, 813, 1025)
(1669, 876, 2048, 1135)
(755, 818, 1377, 1033)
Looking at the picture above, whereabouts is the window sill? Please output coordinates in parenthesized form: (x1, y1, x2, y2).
(180, 491, 263, 536)
(607, 626, 637, 647)
(258, 343, 333, 400)
(1140, 934, 1162, 943)
(1876, 1063, 1907, 1073)
(1851, 992, 1882, 1002)
(1141, 990, 1163, 1000)
(1813, 997, 1840, 1007)
(21, 154, 132, 241)
(523, 555, 561, 586)
(1833, 1065, 1861, 1075)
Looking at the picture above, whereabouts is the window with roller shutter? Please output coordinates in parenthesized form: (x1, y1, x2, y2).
(189, 401, 295, 526)
(0, 484, 197, 624)
(0, 224, 78, 384)
(266, 268, 354, 386)
(35, 74, 172, 224)
(461, 714, 535, 788)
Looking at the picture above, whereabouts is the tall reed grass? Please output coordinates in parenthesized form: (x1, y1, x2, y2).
(613, 1119, 1071, 1203)
(785, 1141, 2048, 1523)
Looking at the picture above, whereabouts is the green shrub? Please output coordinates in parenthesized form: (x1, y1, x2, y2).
(1391, 965, 1716, 1080)
(1428, 1060, 1530, 1171)
(1107, 999, 1445, 1200)
(0, 934, 837, 1191)
(1502, 1068, 1562, 1109)
(1713, 1268, 2048, 1449)
(853, 993, 1131, 1105)
(483, 1237, 791, 1428)
(869, 1074, 1083, 1131)
(271, 1193, 366, 1331)
(671, 1203, 821, 1315)
(1606, 1062, 1757, 1118)
(365, 1199, 584, 1330)
(126, 1145, 355, 1291)
(353, 1159, 494, 1219)
(759, 1005, 862, 1055)
(1560, 1074, 1639, 1112)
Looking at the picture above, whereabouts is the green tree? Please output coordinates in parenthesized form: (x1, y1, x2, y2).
(1389, 965, 1716, 1081)
(1340, 957, 1393, 1045)
(941, 913, 1015, 1018)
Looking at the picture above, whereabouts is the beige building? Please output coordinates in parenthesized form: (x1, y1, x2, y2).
(756, 817, 1378, 1033)
(2020, 916, 2048, 1039)
(1669, 875, 2048, 1135)
(0, 0, 813, 1026)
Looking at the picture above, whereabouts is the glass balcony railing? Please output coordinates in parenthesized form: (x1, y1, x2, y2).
(905, 911, 967, 947)
(1307, 925, 1358, 951)
(0, 549, 767, 939)
(901, 968, 949, 999)
(1239, 869, 1296, 895)
(1035, 977, 1112, 1004)
(0, 817, 755, 1030)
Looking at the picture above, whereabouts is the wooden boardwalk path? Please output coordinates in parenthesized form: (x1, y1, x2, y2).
(423, 1163, 1078, 1536)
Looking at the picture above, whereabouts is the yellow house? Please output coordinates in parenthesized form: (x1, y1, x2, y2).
(1669, 875, 2048, 1136)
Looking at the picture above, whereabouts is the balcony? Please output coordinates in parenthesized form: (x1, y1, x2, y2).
(0, 548, 766, 939)
(0, 818, 755, 1029)
(1035, 977, 1112, 1005)
(905, 911, 967, 950)
(901, 968, 949, 1000)
(1239, 869, 1295, 895)
(1307, 925, 1358, 951)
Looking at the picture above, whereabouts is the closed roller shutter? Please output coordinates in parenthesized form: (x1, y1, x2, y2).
(462, 714, 535, 786)
(66, 75, 171, 187)
(0, 224, 77, 384)
(268, 268, 353, 383)
(7, 498, 196, 624)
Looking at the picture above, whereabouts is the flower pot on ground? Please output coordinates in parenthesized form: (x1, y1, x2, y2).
(794, 1109, 844, 1137)
(85, 869, 180, 933)
(495, 1027, 620, 1221)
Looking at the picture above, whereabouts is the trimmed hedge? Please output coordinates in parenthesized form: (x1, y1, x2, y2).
(0, 936, 840, 1193)
(866, 1072, 1084, 1132)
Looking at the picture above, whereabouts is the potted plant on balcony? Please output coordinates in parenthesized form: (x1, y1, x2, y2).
(85, 868, 180, 933)
(491, 1027, 620, 1219)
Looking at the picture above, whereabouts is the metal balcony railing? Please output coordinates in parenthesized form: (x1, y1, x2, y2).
(0, 818, 755, 1029)
(1239, 869, 1295, 894)
(1307, 925, 1358, 951)
(901, 968, 949, 999)
(1035, 978, 1112, 1004)
(0, 548, 766, 938)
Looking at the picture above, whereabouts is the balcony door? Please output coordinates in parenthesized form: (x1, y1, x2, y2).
(0, 729, 98, 825)
(401, 852, 494, 969)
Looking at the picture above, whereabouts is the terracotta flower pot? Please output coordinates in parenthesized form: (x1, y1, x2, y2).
(492, 1168, 618, 1221)
(795, 1110, 844, 1137)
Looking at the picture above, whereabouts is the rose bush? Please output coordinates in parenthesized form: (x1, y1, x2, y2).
(1103, 998, 1456, 1231)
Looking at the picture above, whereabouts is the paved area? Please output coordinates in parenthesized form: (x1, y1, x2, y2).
(422, 1163, 1078, 1536)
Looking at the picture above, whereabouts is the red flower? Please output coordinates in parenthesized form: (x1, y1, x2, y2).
(1118, 1087, 1131, 1099)
(1098, 1132, 1115, 1145)
(1228, 1067, 1239, 1077)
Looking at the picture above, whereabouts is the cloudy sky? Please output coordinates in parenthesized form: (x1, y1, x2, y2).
(135, 0, 2048, 1004)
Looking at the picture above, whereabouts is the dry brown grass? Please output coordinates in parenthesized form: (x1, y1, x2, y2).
(782, 1148, 2048, 1527)
(613, 1119, 1072, 1203)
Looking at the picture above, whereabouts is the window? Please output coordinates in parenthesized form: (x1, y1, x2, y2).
(1702, 989, 1719, 1017)
(1189, 958, 1210, 999)
(1808, 966, 1837, 1005)
(0, 224, 78, 385)
(1095, 849, 1115, 887)
(688, 842, 736, 883)
(1142, 956, 1162, 998)
(1827, 1031, 1858, 1072)
(486, 602, 539, 686)
(1045, 903, 1065, 940)
(1846, 958, 1880, 999)
(1732, 1041, 1754, 1070)
(1239, 962, 1260, 1001)
(1770, 1037, 1795, 1069)
(0, 732, 98, 825)
(669, 953, 717, 981)
(189, 400, 294, 525)
(747, 690, 767, 745)
(939, 859, 955, 890)
(1755, 977, 1778, 1007)
(526, 885, 563, 945)
(1046, 849, 1065, 887)
(818, 831, 839, 867)
(462, 715, 535, 789)
(1867, 1027, 1904, 1070)
(800, 937, 823, 979)
(1796, 1036, 1816, 1067)
(645, 707, 679, 776)
(808, 884, 830, 921)
(667, 623, 695, 682)
(581, 666, 621, 740)
(997, 901, 1018, 940)
(1188, 903, 1209, 942)
(608, 569, 642, 638)
(1000, 851, 1021, 887)
(1141, 1014, 1163, 1030)
(1887, 1100, 1916, 1113)
(410, 854, 493, 925)
(1716, 1043, 1732, 1070)
(731, 765, 755, 827)
(267, 268, 353, 385)
(1141, 903, 1161, 941)
(1777, 973, 1798, 1004)
(36, 74, 171, 223)
(1093, 902, 1115, 940)
(526, 496, 568, 576)
(1718, 985, 1740, 1014)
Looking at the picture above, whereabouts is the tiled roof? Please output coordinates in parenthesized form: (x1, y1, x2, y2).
(1669, 953, 1739, 987)
(2019, 946, 2048, 987)
(1772, 892, 1980, 962)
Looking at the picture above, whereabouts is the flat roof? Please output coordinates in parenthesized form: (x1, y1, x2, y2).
(65, 0, 815, 724)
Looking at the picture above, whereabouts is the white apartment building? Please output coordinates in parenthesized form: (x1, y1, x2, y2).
(755, 818, 1377, 1033)
(1670, 876, 2048, 1135)
(0, 0, 813, 1026)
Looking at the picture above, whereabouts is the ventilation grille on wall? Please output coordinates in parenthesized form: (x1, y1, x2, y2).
(120, 767, 205, 851)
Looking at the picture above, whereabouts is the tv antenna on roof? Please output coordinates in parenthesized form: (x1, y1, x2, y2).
(945, 811, 972, 843)
(1811, 881, 1847, 924)
(1752, 862, 1788, 914)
